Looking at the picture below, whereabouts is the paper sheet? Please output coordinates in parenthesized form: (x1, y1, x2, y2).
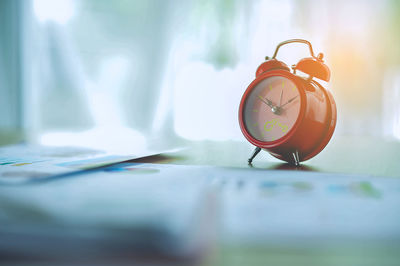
(1, 158, 399, 252)
(97, 162, 400, 244)
(0, 144, 181, 184)
(0, 161, 214, 262)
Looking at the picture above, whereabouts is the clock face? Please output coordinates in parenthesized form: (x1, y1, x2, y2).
(243, 76, 301, 142)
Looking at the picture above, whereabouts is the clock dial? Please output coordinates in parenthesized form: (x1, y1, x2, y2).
(243, 76, 301, 142)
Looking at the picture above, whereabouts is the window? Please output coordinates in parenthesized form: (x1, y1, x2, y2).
(1, 0, 399, 148)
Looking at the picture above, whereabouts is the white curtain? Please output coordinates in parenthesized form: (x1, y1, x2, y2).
(0, 0, 21, 132)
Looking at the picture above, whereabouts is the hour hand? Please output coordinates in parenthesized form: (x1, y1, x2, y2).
(257, 95, 274, 108)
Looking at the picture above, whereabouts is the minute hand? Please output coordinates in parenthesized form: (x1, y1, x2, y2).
(280, 95, 299, 108)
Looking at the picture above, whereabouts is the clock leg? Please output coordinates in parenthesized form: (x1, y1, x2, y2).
(248, 147, 261, 164)
(291, 150, 300, 166)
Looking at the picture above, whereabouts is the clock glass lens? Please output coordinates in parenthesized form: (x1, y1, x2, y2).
(243, 76, 301, 142)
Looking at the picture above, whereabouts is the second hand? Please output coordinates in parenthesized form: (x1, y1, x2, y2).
(280, 95, 299, 108)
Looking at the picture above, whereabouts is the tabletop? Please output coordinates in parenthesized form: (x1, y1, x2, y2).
(1, 135, 399, 266)
(164, 135, 400, 178)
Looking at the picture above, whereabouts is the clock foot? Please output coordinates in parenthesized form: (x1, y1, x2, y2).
(291, 150, 300, 166)
(248, 147, 261, 164)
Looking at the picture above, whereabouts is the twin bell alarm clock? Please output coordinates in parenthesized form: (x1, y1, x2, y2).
(238, 39, 336, 165)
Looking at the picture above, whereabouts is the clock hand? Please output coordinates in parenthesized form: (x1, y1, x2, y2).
(279, 89, 283, 106)
(280, 95, 299, 108)
(258, 95, 282, 115)
(257, 95, 275, 108)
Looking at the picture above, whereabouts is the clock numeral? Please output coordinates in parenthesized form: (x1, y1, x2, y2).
(278, 122, 288, 133)
(264, 119, 288, 133)
(264, 119, 277, 132)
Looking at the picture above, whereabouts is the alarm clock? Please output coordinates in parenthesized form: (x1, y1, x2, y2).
(238, 39, 336, 166)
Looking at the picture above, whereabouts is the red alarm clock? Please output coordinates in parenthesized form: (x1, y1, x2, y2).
(238, 39, 336, 165)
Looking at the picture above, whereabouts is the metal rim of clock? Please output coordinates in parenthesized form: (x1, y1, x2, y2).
(238, 70, 307, 149)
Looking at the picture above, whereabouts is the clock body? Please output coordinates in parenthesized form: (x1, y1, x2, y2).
(238, 69, 336, 164)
